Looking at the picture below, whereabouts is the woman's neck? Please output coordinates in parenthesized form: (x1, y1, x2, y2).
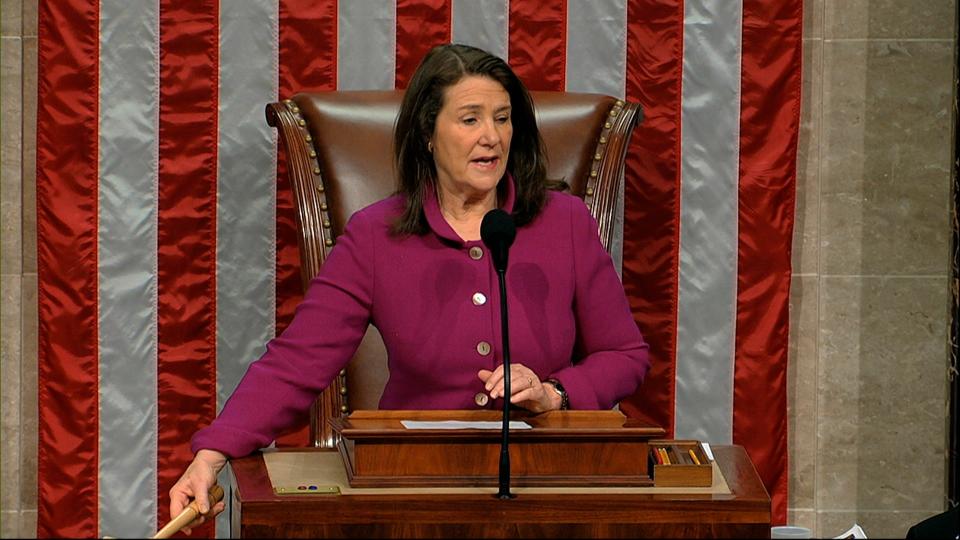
(437, 185, 498, 241)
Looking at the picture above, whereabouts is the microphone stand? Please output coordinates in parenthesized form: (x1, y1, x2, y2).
(481, 207, 517, 501)
(495, 265, 514, 500)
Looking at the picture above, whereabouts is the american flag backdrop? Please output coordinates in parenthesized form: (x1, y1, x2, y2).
(36, 0, 801, 537)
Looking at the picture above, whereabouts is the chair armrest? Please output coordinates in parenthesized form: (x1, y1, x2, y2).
(266, 99, 345, 448)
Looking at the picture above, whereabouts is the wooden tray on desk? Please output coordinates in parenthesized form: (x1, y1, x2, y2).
(330, 410, 665, 488)
(649, 439, 713, 487)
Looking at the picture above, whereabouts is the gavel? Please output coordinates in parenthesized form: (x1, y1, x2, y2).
(154, 484, 225, 539)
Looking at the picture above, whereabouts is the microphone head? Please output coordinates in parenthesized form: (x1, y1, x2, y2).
(480, 209, 516, 272)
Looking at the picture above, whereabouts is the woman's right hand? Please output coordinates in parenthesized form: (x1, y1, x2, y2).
(169, 449, 228, 535)
(478, 363, 561, 413)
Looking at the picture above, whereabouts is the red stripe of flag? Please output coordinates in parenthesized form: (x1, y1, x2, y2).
(395, 0, 451, 89)
(36, 0, 100, 536)
(734, 0, 803, 525)
(508, 0, 566, 91)
(275, 0, 339, 447)
(619, 0, 683, 438)
(156, 1, 220, 533)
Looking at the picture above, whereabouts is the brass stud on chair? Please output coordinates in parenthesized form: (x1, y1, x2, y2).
(305, 134, 312, 142)
(600, 136, 607, 144)
(324, 238, 333, 247)
(309, 150, 316, 158)
(283, 99, 292, 105)
(297, 119, 306, 127)
(616, 99, 624, 107)
(322, 219, 330, 228)
(340, 386, 347, 395)
(320, 202, 328, 211)
(313, 167, 321, 175)
(339, 369, 346, 377)
(610, 109, 619, 118)
(340, 404, 348, 413)
(291, 106, 300, 113)
(594, 152, 602, 160)
(590, 169, 598, 178)
(316, 184, 324, 193)
(604, 121, 612, 129)
(586, 187, 595, 196)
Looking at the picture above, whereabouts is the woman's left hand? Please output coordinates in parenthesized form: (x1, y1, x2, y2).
(477, 363, 561, 413)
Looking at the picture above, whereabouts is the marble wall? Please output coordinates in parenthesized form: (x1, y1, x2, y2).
(0, 0, 955, 538)
(1, 0, 38, 537)
(788, 0, 956, 537)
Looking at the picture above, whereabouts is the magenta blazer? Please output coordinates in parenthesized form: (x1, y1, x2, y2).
(192, 178, 650, 458)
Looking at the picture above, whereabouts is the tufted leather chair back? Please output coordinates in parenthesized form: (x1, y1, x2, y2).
(266, 90, 642, 447)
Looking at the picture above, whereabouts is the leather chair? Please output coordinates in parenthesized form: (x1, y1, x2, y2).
(266, 90, 642, 448)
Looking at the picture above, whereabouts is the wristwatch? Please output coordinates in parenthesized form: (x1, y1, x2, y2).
(545, 378, 570, 410)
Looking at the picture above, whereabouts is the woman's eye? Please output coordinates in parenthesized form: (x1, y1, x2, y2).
(462, 117, 477, 125)
(496, 116, 510, 124)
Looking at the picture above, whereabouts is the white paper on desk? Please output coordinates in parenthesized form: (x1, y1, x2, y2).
(400, 420, 533, 430)
(833, 523, 868, 539)
(700, 442, 715, 461)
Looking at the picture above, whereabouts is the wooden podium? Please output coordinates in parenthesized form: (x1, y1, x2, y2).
(332, 410, 665, 488)
(229, 411, 771, 538)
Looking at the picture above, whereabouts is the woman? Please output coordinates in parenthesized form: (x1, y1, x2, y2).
(169, 43, 650, 530)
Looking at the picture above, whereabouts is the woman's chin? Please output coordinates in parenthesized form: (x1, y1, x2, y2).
(463, 172, 504, 192)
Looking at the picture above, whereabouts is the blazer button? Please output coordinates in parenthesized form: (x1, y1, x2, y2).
(472, 292, 487, 306)
(474, 392, 489, 407)
(469, 246, 483, 260)
(476, 341, 491, 356)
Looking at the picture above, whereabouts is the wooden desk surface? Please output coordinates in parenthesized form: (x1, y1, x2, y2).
(230, 445, 770, 538)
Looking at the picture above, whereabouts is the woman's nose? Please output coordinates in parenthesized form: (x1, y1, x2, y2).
(478, 118, 500, 146)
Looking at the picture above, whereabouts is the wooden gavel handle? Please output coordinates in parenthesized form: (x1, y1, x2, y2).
(153, 485, 225, 539)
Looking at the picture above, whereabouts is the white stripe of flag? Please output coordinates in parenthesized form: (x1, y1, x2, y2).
(97, 0, 160, 536)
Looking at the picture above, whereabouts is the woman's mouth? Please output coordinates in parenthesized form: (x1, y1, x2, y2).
(471, 156, 499, 169)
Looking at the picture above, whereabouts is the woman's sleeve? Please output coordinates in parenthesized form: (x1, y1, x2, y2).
(190, 211, 377, 458)
(547, 199, 650, 410)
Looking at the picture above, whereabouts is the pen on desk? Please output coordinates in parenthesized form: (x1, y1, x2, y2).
(688, 448, 701, 465)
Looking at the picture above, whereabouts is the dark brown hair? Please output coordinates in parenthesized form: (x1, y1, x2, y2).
(392, 43, 559, 235)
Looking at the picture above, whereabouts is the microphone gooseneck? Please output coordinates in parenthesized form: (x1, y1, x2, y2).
(480, 209, 517, 500)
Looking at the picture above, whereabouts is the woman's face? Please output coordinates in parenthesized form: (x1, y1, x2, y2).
(430, 75, 513, 201)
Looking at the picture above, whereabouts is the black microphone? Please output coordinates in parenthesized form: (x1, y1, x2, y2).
(481, 208, 516, 272)
(480, 209, 516, 500)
